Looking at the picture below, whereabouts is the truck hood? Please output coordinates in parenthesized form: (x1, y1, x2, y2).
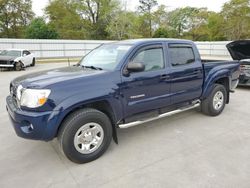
(226, 40, 250, 60)
(0, 56, 16, 61)
(12, 66, 106, 88)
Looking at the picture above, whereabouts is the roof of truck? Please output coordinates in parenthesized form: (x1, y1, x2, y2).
(113, 38, 193, 45)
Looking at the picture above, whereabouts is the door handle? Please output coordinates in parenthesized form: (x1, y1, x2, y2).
(160, 74, 171, 80)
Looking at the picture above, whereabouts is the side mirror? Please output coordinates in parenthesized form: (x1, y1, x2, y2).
(23, 54, 27, 57)
(127, 62, 145, 73)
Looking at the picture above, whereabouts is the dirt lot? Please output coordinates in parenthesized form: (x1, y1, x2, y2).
(0, 63, 250, 188)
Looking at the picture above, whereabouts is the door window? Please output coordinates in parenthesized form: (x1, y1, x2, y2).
(132, 47, 164, 71)
(168, 45, 195, 66)
(23, 51, 31, 56)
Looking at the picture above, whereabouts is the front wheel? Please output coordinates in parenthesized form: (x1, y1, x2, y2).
(201, 84, 227, 116)
(58, 108, 113, 164)
(15, 61, 22, 71)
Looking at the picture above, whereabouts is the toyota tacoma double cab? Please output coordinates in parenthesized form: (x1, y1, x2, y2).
(6, 39, 240, 163)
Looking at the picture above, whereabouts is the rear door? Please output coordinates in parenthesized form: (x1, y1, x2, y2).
(167, 43, 203, 104)
(120, 43, 171, 119)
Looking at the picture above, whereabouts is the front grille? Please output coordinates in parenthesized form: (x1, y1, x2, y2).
(0, 60, 8, 65)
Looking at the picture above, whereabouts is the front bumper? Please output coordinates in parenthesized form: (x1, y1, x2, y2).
(0, 64, 14, 67)
(6, 95, 59, 141)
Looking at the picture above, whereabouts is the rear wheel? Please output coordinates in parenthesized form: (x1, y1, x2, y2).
(58, 108, 113, 164)
(31, 58, 35, 67)
(201, 84, 227, 116)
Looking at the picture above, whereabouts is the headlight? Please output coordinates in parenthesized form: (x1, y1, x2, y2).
(16, 85, 23, 100)
(20, 88, 51, 108)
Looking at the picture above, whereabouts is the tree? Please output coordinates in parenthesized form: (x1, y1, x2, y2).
(25, 18, 59, 39)
(106, 11, 142, 40)
(153, 27, 169, 38)
(45, 0, 88, 39)
(0, 0, 34, 38)
(184, 8, 210, 41)
(207, 12, 226, 41)
(221, 0, 250, 40)
(168, 7, 200, 37)
(152, 5, 168, 29)
(138, 0, 158, 37)
(75, 0, 119, 39)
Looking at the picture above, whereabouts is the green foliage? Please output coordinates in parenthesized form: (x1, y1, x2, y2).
(168, 7, 201, 37)
(106, 11, 143, 40)
(45, 0, 87, 39)
(138, 0, 158, 37)
(207, 13, 226, 41)
(0, 0, 34, 38)
(221, 0, 250, 40)
(0, 0, 250, 41)
(25, 18, 59, 39)
(75, 0, 119, 39)
(153, 27, 169, 38)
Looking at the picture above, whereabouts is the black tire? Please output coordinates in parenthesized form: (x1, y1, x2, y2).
(201, 84, 227, 116)
(31, 58, 35, 67)
(15, 61, 22, 71)
(58, 108, 113, 164)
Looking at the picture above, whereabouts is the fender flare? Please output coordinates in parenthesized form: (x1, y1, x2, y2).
(202, 69, 230, 99)
(47, 94, 123, 142)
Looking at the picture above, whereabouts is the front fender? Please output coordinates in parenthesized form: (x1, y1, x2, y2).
(202, 69, 230, 99)
(46, 91, 123, 139)
(14, 57, 22, 62)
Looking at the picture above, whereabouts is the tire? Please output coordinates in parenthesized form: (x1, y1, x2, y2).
(201, 84, 227, 116)
(15, 61, 22, 71)
(31, 58, 35, 67)
(58, 108, 113, 164)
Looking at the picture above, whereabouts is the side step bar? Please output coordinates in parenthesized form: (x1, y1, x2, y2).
(118, 101, 200, 129)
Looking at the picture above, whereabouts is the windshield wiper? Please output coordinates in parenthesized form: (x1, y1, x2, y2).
(81, 65, 103, 70)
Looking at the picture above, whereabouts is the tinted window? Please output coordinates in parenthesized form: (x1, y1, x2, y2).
(132, 48, 164, 71)
(23, 51, 31, 56)
(169, 45, 195, 66)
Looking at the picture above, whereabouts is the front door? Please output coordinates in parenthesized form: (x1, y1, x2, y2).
(120, 44, 171, 119)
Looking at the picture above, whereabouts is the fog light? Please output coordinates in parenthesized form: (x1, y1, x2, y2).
(20, 121, 34, 133)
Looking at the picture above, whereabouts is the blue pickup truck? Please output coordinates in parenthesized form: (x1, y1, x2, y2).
(6, 39, 240, 163)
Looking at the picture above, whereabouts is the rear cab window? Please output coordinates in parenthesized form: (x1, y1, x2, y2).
(168, 44, 195, 66)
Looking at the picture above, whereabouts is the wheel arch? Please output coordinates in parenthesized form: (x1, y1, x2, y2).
(202, 69, 231, 104)
(56, 100, 118, 144)
(214, 77, 230, 103)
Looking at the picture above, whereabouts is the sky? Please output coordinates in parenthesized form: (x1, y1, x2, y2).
(32, 0, 230, 17)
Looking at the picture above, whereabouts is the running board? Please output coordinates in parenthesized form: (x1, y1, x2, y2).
(118, 102, 200, 129)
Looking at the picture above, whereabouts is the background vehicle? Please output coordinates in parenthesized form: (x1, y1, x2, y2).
(0, 49, 35, 71)
(227, 40, 250, 86)
(6, 39, 240, 164)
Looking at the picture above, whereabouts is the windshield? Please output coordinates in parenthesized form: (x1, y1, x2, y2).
(79, 44, 132, 70)
(0, 50, 21, 57)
